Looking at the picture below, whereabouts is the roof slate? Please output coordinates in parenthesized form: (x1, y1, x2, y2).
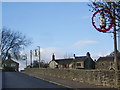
(97, 56, 120, 62)
(2, 59, 19, 64)
(54, 56, 88, 65)
(75, 56, 87, 61)
(55, 58, 73, 65)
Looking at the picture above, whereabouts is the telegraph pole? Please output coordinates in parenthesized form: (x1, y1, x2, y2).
(37, 46, 40, 68)
(118, 31, 120, 51)
(91, 2, 119, 88)
(113, 2, 118, 87)
(113, 2, 118, 71)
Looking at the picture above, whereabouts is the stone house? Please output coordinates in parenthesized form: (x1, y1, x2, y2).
(49, 58, 74, 69)
(96, 56, 120, 70)
(2, 59, 19, 71)
(2, 55, 19, 71)
(49, 52, 95, 69)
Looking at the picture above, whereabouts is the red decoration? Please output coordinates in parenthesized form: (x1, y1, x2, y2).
(92, 9, 114, 32)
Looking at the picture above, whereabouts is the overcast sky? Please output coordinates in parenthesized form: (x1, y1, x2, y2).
(2, 2, 119, 69)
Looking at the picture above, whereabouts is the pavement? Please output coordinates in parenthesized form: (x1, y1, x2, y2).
(22, 71, 119, 90)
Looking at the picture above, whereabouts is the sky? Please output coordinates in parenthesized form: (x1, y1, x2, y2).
(2, 2, 119, 69)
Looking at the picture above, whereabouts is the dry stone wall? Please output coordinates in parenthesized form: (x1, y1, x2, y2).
(24, 68, 120, 88)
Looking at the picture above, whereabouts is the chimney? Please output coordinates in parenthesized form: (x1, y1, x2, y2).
(52, 53, 55, 61)
(73, 54, 75, 59)
(86, 52, 90, 57)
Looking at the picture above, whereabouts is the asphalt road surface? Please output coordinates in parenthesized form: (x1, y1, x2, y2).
(2, 72, 71, 89)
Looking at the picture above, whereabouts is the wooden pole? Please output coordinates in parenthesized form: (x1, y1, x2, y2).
(113, 2, 118, 87)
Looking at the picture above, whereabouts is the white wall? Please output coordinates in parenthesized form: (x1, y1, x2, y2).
(49, 61, 58, 69)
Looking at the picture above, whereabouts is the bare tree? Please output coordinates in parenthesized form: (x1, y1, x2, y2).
(88, 2, 120, 30)
(1, 28, 32, 60)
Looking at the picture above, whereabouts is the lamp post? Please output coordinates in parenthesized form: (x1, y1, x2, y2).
(30, 50, 32, 68)
(25, 54, 27, 68)
(37, 46, 40, 68)
(22, 54, 27, 68)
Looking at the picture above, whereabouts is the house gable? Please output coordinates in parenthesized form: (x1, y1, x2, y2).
(96, 56, 118, 70)
(49, 60, 58, 69)
(2, 59, 19, 71)
(74, 55, 95, 69)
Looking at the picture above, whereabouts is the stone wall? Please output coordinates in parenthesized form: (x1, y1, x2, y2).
(24, 68, 120, 88)
(118, 71, 120, 87)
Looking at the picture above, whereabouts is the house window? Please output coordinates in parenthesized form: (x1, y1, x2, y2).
(110, 63, 113, 66)
(4, 64, 7, 67)
(64, 65, 67, 68)
(11, 63, 16, 67)
(77, 63, 81, 66)
(102, 63, 104, 66)
(56, 65, 58, 68)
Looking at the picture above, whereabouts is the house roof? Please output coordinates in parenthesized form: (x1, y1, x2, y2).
(74, 56, 88, 61)
(54, 56, 90, 65)
(97, 55, 120, 62)
(97, 57, 114, 62)
(55, 58, 73, 65)
(2, 59, 19, 64)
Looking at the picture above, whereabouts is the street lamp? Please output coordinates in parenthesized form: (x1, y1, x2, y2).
(30, 50, 32, 68)
(22, 54, 27, 68)
(37, 46, 40, 68)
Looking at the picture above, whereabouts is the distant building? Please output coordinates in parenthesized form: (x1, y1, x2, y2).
(33, 60, 49, 68)
(96, 54, 120, 70)
(49, 52, 95, 69)
(33, 60, 39, 68)
(2, 54, 19, 71)
(2, 59, 19, 71)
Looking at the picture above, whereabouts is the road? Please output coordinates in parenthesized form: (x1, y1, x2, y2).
(2, 72, 71, 89)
